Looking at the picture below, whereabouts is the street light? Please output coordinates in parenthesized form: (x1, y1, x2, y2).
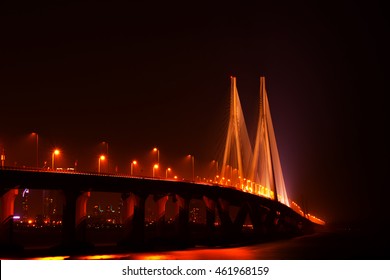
(130, 160, 137, 176)
(187, 154, 195, 182)
(214, 160, 219, 177)
(102, 141, 109, 172)
(152, 164, 159, 178)
(1, 148, 5, 168)
(51, 149, 60, 170)
(153, 147, 159, 164)
(98, 155, 105, 173)
(166, 167, 171, 179)
(32, 132, 38, 168)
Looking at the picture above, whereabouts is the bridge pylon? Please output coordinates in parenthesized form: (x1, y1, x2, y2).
(220, 76, 252, 188)
(249, 77, 289, 206)
(220, 76, 290, 206)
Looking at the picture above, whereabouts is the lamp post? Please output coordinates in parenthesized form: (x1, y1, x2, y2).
(212, 160, 219, 181)
(1, 148, 5, 168)
(98, 155, 105, 173)
(51, 149, 60, 170)
(32, 132, 38, 168)
(188, 154, 195, 182)
(232, 168, 238, 186)
(192, 156, 195, 181)
(152, 164, 159, 178)
(102, 141, 109, 172)
(153, 147, 159, 164)
(166, 167, 171, 178)
(130, 160, 137, 176)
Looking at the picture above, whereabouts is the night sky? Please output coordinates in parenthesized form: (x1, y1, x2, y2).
(1, 1, 388, 226)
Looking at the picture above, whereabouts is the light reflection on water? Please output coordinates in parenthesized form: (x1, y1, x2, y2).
(31, 256, 70, 260)
(29, 246, 258, 260)
(73, 254, 176, 260)
(29, 236, 301, 260)
(24, 230, 388, 260)
(63, 247, 259, 260)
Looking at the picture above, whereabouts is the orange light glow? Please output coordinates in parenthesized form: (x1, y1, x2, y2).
(138, 255, 171, 260)
(100, 155, 106, 160)
(132, 160, 137, 165)
(32, 256, 69, 260)
(153, 164, 159, 169)
(54, 149, 60, 155)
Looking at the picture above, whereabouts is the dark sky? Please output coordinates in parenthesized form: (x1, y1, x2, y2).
(1, 1, 388, 225)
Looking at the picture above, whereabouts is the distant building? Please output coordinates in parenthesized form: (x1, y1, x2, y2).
(190, 207, 200, 223)
(43, 196, 56, 222)
(21, 188, 30, 221)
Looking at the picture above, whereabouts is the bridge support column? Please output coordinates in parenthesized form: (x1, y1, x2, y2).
(57, 190, 92, 253)
(278, 210, 300, 236)
(248, 204, 269, 237)
(203, 196, 216, 244)
(75, 191, 90, 240)
(173, 194, 190, 247)
(153, 194, 169, 239)
(216, 198, 235, 242)
(217, 198, 233, 231)
(233, 203, 249, 233)
(0, 189, 19, 251)
(264, 210, 280, 237)
(119, 192, 147, 249)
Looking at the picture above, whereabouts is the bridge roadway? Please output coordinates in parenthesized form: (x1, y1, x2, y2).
(0, 167, 315, 254)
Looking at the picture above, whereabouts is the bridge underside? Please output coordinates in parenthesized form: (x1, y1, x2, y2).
(0, 169, 318, 256)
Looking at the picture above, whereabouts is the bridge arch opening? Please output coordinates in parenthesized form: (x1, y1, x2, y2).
(11, 189, 63, 248)
(85, 191, 123, 246)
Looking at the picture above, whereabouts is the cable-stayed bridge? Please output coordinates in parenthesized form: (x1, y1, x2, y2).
(0, 77, 324, 254)
(220, 76, 289, 206)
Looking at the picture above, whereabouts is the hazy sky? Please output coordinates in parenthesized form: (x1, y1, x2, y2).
(1, 1, 388, 225)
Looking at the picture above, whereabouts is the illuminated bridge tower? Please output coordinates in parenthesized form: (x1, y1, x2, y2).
(249, 77, 290, 206)
(216, 76, 294, 237)
(220, 76, 253, 186)
(220, 76, 289, 206)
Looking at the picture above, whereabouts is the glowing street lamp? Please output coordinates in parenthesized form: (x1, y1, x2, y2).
(102, 141, 109, 172)
(152, 164, 159, 178)
(98, 155, 105, 173)
(212, 160, 219, 178)
(187, 154, 195, 181)
(51, 149, 60, 170)
(153, 147, 159, 164)
(166, 167, 171, 179)
(1, 148, 5, 168)
(130, 160, 137, 176)
(32, 132, 39, 168)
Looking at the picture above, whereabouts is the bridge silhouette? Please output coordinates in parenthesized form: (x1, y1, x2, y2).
(0, 77, 324, 255)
